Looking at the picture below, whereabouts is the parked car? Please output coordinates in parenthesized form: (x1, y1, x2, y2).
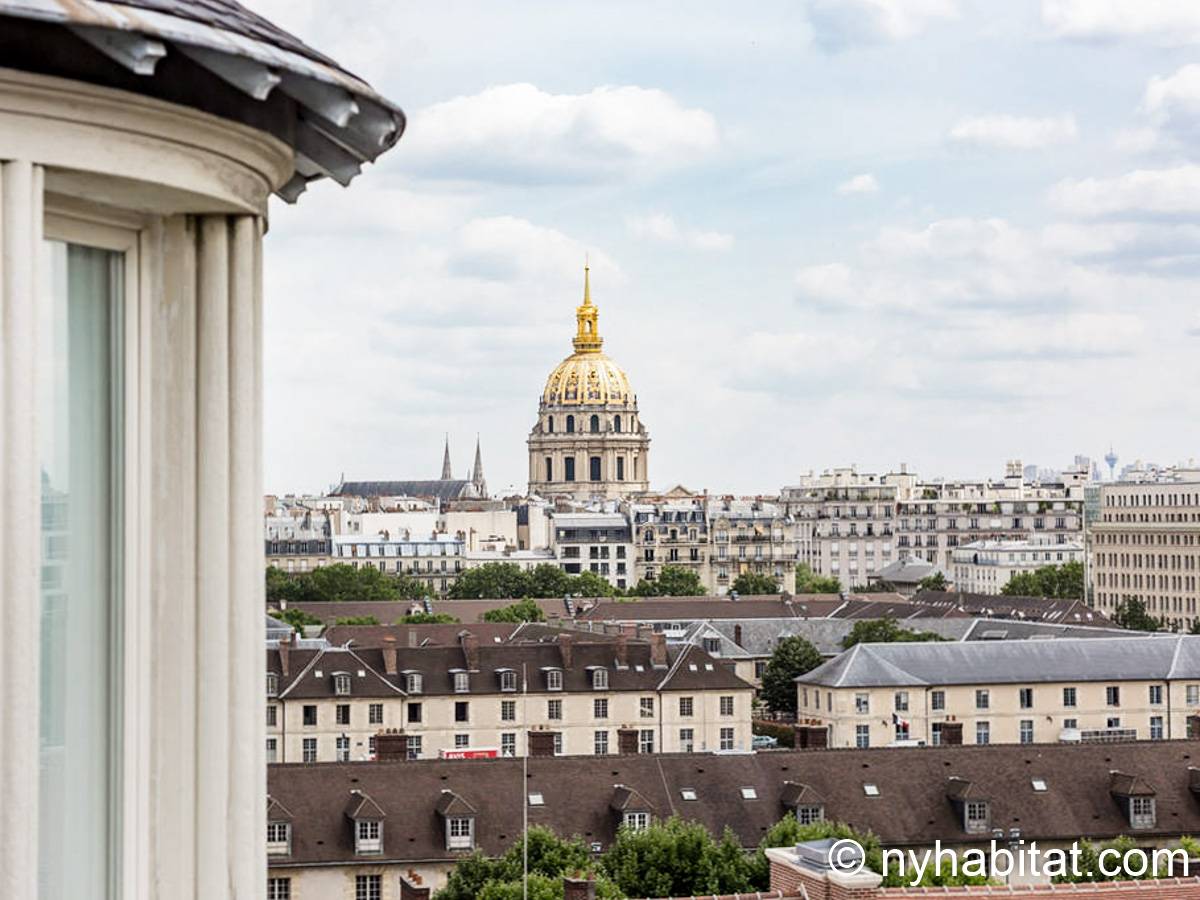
(752, 734, 779, 749)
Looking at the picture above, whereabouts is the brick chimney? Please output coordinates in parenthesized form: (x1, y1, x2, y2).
(461, 631, 480, 670)
(940, 721, 963, 746)
(399, 873, 431, 900)
(374, 730, 410, 762)
(278, 635, 291, 677)
(766, 841, 882, 899)
(733, 623, 743, 647)
(614, 633, 629, 668)
(562, 874, 596, 900)
(381, 636, 398, 676)
(649, 632, 668, 668)
(529, 731, 557, 758)
(557, 632, 574, 669)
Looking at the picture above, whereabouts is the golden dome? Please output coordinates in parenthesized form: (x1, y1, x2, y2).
(541, 266, 635, 407)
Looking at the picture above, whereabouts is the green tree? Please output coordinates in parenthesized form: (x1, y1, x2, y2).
(841, 618, 947, 650)
(629, 565, 706, 597)
(434, 827, 619, 900)
(265, 565, 300, 603)
(1001, 560, 1084, 600)
(1052, 836, 1186, 883)
(1112, 598, 1163, 633)
(333, 615, 380, 626)
(396, 612, 460, 624)
(273, 607, 322, 634)
(482, 598, 548, 623)
(279, 563, 429, 603)
(761, 635, 824, 715)
(449, 563, 532, 599)
(794, 563, 841, 593)
(601, 816, 755, 898)
(568, 569, 619, 598)
(731, 571, 780, 595)
(917, 571, 948, 592)
(527, 563, 573, 598)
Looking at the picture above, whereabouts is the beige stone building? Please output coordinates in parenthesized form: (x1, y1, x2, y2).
(332, 532, 465, 597)
(627, 492, 713, 590)
(709, 498, 798, 593)
(950, 536, 1084, 595)
(784, 461, 1086, 588)
(1090, 479, 1200, 630)
(266, 632, 753, 763)
(796, 636, 1200, 749)
(527, 267, 650, 500)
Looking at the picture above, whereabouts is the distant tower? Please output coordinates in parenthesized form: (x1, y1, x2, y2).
(441, 434, 453, 480)
(471, 435, 487, 497)
(1104, 446, 1119, 481)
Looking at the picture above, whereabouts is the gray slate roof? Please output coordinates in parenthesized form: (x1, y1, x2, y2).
(799, 635, 1200, 688)
(334, 480, 479, 502)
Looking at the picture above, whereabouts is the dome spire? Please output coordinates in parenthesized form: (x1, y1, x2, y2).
(573, 260, 603, 354)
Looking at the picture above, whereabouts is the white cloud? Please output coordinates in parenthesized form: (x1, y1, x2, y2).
(1043, 0, 1200, 44)
(837, 173, 880, 194)
(401, 83, 719, 183)
(626, 213, 734, 251)
(806, 0, 958, 49)
(794, 216, 1192, 315)
(1050, 165, 1200, 217)
(948, 114, 1078, 150)
(1142, 64, 1200, 146)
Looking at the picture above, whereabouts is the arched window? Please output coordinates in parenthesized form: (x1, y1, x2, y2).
(590, 414, 600, 433)
(547, 416, 554, 433)
(614, 415, 622, 433)
(566, 415, 575, 434)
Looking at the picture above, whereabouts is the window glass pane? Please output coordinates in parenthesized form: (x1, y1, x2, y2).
(38, 241, 123, 900)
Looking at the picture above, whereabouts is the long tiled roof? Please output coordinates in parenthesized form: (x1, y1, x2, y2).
(268, 740, 1200, 868)
(334, 480, 478, 502)
(800, 635, 1200, 688)
(270, 639, 751, 700)
(914, 590, 1111, 625)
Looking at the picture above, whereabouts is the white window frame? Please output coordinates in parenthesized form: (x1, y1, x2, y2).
(44, 208, 150, 899)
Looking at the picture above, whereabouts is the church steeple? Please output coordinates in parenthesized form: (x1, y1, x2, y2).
(572, 263, 603, 354)
(441, 434, 452, 480)
(471, 435, 487, 497)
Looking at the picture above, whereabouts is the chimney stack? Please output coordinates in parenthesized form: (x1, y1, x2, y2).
(614, 633, 629, 668)
(400, 873, 431, 900)
(374, 730, 411, 762)
(408, 628, 418, 649)
(461, 631, 480, 670)
(278, 636, 291, 677)
(381, 636, 398, 676)
(649, 632, 668, 668)
(557, 632, 574, 669)
(563, 874, 597, 900)
(733, 624, 743, 647)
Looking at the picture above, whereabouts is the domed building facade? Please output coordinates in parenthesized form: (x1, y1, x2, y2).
(528, 268, 650, 499)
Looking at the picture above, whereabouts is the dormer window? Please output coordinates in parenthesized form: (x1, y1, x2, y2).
(546, 669, 563, 691)
(447, 816, 474, 850)
(498, 669, 517, 692)
(355, 819, 382, 855)
(266, 673, 279, 697)
(1130, 796, 1156, 830)
(333, 673, 351, 696)
(591, 668, 608, 690)
(266, 821, 291, 856)
(797, 805, 824, 825)
(405, 672, 423, 694)
(964, 800, 990, 834)
(453, 671, 469, 693)
(623, 811, 649, 831)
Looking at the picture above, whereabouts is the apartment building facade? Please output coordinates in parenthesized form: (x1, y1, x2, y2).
(549, 512, 633, 590)
(785, 462, 1086, 587)
(332, 533, 466, 596)
(1089, 479, 1200, 631)
(267, 632, 753, 763)
(950, 537, 1084, 595)
(796, 636, 1200, 749)
(628, 496, 712, 589)
(709, 498, 799, 593)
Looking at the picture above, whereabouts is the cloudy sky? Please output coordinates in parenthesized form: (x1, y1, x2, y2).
(248, 0, 1200, 496)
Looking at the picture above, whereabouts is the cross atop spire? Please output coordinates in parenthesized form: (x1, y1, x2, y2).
(573, 261, 603, 354)
(441, 434, 453, 480)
